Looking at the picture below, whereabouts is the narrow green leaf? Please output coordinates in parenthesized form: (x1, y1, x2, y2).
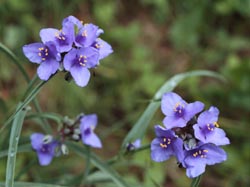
(0, 182, 68, 187)
(121, 70, 225, 148)
(5, 104, 30, 187)
(0, 144, 31, 158)
(26, 112, 63, 125)
(191, 175, 202, 187)
(82, 146, 91, 183)
(1, 80, 46, 133)
(67, 142, 131, 187)
(0, 42, 30, 82)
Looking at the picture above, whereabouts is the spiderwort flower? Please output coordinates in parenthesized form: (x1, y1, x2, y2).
(75, 23, 102, 47)
(40, 21, 75, 53)
(182, 143, 227, 178)
(161, 92, 204, 129)
(80, 114, 102, 148)
(92, 38, 113, 60)
(23, 41, 61, 80)
(151, 125, 184, 162)
(193, 106, 230, 146)
(63, 47, 99, 87)
(30, 133, 59, 166)
(62, 15, 83, 31)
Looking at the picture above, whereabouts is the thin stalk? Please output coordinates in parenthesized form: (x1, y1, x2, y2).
(191, 175, 202, 187)
(1, 81, 46, 133)
(21, 75, 53, 133)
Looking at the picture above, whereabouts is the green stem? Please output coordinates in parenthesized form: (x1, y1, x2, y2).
(22, 75, 39, 100)
(1, 80, 46, 133)
(21, 75, 53, 133)
(191, 175, 202, 187)
(5, 104, 30, 187)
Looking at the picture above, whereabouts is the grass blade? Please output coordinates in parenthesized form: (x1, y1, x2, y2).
(67, 142, 131, 187)
(0, 42, 30, 82)
(0, 144, 31, 158)
(121, 70, 225, 148)
(1, 80, 46, 133)
(0, 182, 68, 187)
(5, 104, 30, 187)
(26, 112, 63, 125)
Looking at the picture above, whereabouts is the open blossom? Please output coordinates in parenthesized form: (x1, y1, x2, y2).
(75, 23, 101, 47)
(62, 15, 83, 31)
(92, 38, 113, 60)
(30, 133, 59, 166)
(80, 114, 102, 148)
(63, 47, 99, 87)
(193, 106, 230, 146)
(40, 21, 75, 53)
(151, 125, 184, 162)
(161, 92, 204, 129)
(182, 143, 227, 178)
(22, 41, 61, 80)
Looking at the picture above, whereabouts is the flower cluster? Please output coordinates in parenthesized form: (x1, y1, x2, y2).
(23, 15, 113, 87)
(150, 92, 230, 178)
(30, 113, 102, 166)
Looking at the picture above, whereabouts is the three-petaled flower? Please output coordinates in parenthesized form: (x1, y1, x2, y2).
(40, 20, 74, 53)
(193, 106, 230, 146)
(30, 133, 59, 166)
(182, 143, 227, 178)
(80, 114, 102, 148)
(161, 92, 204, 129)
(23, 42, 61, 80)
(151, 125, 184, 162)
(63, 47, 99, 87)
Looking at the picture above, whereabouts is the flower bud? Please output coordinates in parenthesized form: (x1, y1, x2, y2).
(61, 144, 69, 155)
(64, 128, 71, 134)
(42, 135, 53, 144)
(72, 134, 80, 141)
(74, 128, 81, 134)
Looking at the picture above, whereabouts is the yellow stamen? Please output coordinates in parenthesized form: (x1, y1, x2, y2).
(213, 122, 219, 128)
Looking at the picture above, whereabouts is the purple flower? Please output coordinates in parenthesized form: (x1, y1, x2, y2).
(23, 42, 61, 80)
(30, 133, 59, 166)
(80, 114, 102, 148)
(62, 15, 83, 31)
(40, 21, 74, 53)
(193, 106, 230, 146)
(63, 47, 99, 87)
(92, 38, 113, 60)
(161, 92, 204, 129)
(182, 143, 227, 178)
(75, 23, 103, 47)
(151, 125, 184, 162)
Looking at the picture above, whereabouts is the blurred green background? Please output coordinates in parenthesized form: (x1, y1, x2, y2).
(0, 0, 249, 187)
